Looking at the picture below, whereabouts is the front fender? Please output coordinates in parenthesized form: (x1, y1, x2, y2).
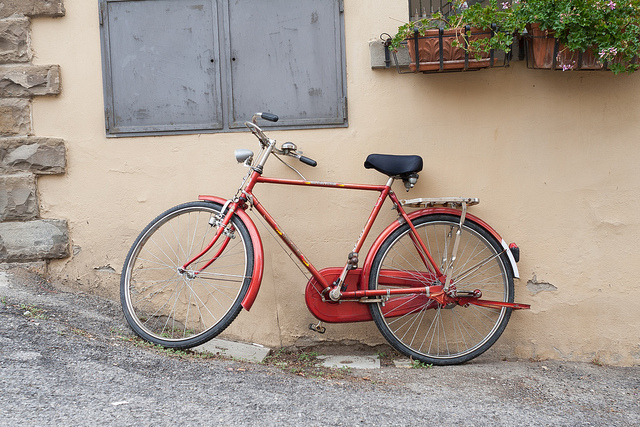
(361, 207, 519, 289)
(198, 195, 264, 311)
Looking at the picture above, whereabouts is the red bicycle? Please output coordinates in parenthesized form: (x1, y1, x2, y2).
(120, 113, 530, 365)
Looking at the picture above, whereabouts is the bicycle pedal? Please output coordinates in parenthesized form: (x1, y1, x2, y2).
(309, 323, 326, 334)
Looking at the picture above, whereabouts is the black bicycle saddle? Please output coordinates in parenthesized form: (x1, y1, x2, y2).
(364, 154, 423, 178)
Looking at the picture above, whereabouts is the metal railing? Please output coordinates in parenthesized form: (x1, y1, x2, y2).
(409, 0, 485, 21)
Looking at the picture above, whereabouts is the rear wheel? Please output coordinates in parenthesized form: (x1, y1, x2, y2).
(369, 214, 514, 365)
(120, 201, 253, 348)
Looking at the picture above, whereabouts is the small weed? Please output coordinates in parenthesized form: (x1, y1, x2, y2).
(109, 327, 125, 336)
(71, 328, 92, 337)
(119, 336, 218, 360)
(298, 351, 318, 362)
(339, 365, 352, 375)
(374, 347, 403, 367)
(155, 345, 189, 357)
(1, 296, 6, 305)
(264, 347, 352, 380)
(411, 359, 433, 369)
(192, 351, 218, 360)
(20, 304, 49, 320)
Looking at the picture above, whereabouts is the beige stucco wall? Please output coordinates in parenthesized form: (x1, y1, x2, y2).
(30, 0, 640, 365)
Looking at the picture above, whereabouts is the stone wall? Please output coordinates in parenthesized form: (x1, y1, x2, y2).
(0, 1, 68, 263)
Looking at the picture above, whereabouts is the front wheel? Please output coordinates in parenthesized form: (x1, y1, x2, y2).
(120, 201, 254, 348)
(369, 214, 514, 365)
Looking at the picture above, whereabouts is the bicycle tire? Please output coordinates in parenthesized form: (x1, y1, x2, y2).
(120, 201, 254, 348)
(369, 213, 514, 365)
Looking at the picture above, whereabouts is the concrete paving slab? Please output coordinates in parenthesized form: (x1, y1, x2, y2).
(192, 338, 271, 363)
(317, 355, 380, 369)
(393, 359, 413, 368)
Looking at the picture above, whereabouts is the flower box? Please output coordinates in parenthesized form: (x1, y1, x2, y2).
(524, 24, 605, 70)
(524, 23, 638, 72)
(406, 26, 500, 73)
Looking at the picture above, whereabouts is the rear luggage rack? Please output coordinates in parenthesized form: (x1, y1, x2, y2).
(400, 197, 479, 208)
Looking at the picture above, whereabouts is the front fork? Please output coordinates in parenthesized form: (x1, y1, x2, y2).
(179, 200, 238, 275)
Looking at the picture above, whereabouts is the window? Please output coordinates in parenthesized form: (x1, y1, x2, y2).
(99, 0, 347, 136)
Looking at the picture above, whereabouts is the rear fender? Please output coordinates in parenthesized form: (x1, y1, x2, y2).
(361, 207, 519, 289)
(199, 195, 263, 311)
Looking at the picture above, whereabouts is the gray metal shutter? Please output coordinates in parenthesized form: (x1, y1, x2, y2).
(101, 0, 223, 134)
(227, 0, 346, 128)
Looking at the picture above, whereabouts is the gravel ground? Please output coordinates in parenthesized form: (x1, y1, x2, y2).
(0, 267, 638, 426)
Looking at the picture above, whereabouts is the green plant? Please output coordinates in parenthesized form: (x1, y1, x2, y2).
(21, 303, 49, 320)
(388, 0, 525, 56)
(411, 359, 433, 369)
(298, 351, 319, 362)
(339, 365, 352, 375)
(516, 0, 640, 73)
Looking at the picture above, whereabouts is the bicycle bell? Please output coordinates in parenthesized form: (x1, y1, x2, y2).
(281, 142, 297, 154)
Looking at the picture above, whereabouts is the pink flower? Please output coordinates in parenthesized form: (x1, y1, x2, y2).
(502, 2, 510, 9)
(599, 47, 618, 58)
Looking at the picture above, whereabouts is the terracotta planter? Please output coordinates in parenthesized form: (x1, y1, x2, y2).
(526, 23, 604, 70)
(406, 27, 493, 72)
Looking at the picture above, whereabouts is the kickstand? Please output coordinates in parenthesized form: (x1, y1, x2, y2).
(309, 321, 326, 334)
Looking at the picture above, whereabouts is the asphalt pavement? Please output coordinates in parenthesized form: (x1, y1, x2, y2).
(0, 267, 638, 426)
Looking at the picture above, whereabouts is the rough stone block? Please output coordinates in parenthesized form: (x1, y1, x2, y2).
(0, 16, 31, 63)
(0, 64, 60, 97)
(0, 218, 68, 262)
(0, 0, 65, 19)
(0, 172, 38, 221)
(0, 136, 65, 174)
(0, 98, 30, 136)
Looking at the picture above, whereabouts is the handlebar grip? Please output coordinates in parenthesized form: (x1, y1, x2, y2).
(259, 112, 279, 122)
(299, 156, 317, 167)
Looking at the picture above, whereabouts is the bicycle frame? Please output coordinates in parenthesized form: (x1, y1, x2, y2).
(180, 117, 529, 321)
(191, 174, 527, 318)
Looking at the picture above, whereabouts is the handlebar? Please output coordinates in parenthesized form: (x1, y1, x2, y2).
(252, 112, 279, 124)
(245, 113, 318, 168)
(259, 112, 279, 122)
(297, 155, 317, 167)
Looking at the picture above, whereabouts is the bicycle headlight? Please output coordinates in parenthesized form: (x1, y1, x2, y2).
(234, 149, 254, 164)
